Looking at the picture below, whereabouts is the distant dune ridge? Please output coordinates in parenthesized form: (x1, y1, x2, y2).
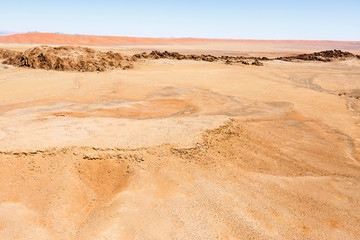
(1, 32, 360, 47)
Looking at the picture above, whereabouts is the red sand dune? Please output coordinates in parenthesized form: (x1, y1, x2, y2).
(0, 33, 359, 47)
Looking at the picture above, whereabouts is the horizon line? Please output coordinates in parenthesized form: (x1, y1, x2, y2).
(1, 32, 360, 43)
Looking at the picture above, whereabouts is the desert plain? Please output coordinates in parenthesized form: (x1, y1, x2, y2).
(0, 33, 360, 239)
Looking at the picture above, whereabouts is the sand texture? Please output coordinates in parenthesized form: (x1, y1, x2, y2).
(0, 36, 360, 239)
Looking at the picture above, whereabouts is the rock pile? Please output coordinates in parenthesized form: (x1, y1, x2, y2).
(2, 46, 133, 72)
(134, 51, 267, 66)
(252, 59, 264, 66)
(278, 50, 358, 62)
(0, 48, 18, 59)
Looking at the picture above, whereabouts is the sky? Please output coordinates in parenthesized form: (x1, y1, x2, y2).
(0, 0, 359, 40)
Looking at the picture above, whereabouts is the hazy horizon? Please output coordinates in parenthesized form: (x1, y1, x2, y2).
(0, 0, 359, 41)
(2, 31, 360, 42)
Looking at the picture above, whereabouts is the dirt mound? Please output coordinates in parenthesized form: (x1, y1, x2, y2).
(278, 49, 358, 62)
(2, 46, 133, 72)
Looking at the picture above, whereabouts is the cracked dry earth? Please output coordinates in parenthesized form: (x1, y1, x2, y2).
(0, 55, 360, 239)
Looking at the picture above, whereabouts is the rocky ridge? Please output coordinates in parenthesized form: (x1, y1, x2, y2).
(1, 46, 133, 72)
(1, 47, 359, 72)
(277, 49, 360, 62)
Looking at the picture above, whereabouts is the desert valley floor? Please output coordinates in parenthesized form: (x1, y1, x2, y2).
(0, 34, 360, 239)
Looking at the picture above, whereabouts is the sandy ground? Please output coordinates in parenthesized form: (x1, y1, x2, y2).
(0, 41, 360, 239)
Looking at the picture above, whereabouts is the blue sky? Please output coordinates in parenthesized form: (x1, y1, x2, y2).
(0, 0, 359, 40)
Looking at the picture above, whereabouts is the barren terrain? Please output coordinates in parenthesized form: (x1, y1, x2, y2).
(0, 35, 360, 239)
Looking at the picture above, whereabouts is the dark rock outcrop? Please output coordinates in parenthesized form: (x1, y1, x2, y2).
(252, 60, 264, 66)
(0, 48, 18, 59)
(134, 51, 267, 66)
(2, 46, 133, 72)
(277, 50, 357, 62)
